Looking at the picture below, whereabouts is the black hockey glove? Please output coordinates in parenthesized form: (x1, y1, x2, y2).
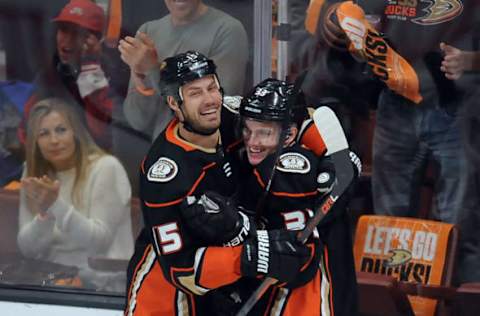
(241, 230, 311, 284)
(180, 191, 252, 246)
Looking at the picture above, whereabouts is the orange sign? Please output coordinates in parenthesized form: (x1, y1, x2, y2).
(305, 0, 326, 34)
(335, 1, 423, 104)
(354, 215, 453, 316)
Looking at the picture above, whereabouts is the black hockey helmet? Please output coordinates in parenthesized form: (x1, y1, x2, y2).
(159, 50, 219, 102)
(240, 78, 307, 127)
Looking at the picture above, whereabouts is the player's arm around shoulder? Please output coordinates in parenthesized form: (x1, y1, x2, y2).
(139, 152, 245, 293)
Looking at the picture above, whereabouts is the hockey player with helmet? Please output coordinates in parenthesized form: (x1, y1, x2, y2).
(124, 51, 313, 316)
(181, 78, 360, 315)
(237, 79, 359, 315)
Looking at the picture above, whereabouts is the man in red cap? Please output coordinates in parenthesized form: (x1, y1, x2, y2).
(52, 0, 105, 66)
(18, 0, 114, 151)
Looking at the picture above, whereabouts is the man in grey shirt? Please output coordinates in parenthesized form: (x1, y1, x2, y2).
(119, 0, 248, 139)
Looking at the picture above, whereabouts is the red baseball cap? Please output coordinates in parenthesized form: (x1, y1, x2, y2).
(52, 0, 105, 33)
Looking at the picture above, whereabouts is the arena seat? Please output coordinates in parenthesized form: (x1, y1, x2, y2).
(354, 215, 458, 316)
(0, 188, 20, 254)
(453, 283, 480, 316)
(356, 271, 414, 316)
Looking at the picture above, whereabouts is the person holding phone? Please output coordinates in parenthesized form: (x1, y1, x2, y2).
(18, 0, 115, 151)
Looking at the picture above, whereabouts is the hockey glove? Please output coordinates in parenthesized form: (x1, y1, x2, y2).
(241, 230, 311, 284)
(180, 191, 252, 246)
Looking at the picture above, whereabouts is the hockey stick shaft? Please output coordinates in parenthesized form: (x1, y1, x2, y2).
(299, 149, 354, 242)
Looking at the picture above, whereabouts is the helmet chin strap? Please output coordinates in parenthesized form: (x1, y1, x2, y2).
(182, 117, 218, 136)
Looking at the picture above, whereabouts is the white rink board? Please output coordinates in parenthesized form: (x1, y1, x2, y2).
(0, 301, 122, 316)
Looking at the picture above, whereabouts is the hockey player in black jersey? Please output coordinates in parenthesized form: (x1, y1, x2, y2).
(124, 52, 313, 316)
(237, 78, 359, 316)
(182, 78, 360, 315)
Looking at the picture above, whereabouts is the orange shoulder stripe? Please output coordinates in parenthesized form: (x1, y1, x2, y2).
(301, 123, 327, 157)
(165, 119, 196, 151)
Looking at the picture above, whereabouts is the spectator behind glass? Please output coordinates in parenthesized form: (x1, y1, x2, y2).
(440, 42, 480, 285)
(17, 0, 115, 151)
(318, 0, 479, 283)
(118, 0, 249, 140)
(17, 98, 134, 291)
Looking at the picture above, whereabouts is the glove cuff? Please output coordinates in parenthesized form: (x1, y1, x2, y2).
(255, 230, 270, 274)
(241, 230, 270, 277)
(223, 211, 254, 247)
(240, 230, 269, 278)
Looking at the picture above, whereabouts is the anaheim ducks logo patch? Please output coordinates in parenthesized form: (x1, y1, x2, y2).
(317, 172, 331, 184)
(147, 157, 178, 182)
(277, 153, 310, 174)
(384, 249, 413, 268)
(412, 0, 463, 25)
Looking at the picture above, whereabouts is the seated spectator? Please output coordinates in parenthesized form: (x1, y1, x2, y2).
(18, 0, 115, 151)
(17, 97, 134, 292)
(0, 84, 25, 187)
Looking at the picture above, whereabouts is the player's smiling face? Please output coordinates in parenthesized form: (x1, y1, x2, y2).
(181, 75, 222, 134)
(242, 118, 281, 166)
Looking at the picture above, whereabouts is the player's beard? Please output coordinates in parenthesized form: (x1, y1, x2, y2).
(184, 116, 220, 136)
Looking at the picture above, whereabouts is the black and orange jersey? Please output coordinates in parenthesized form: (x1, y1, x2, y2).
(240, 142, 350, 231)
(240, 144, 322, 227)
(238, 143, 358, 316)
(125, 116, 244, 316)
